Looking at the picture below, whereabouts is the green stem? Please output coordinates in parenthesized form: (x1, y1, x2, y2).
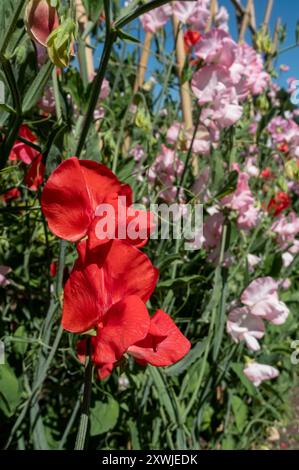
(76, 0, 116, 157)
(75, 339, 93, 450)
(182, 223, 228, 420)
(1, 58, 22, 115)
(0, 0, 24, 56)
(52, 68, 63, 125)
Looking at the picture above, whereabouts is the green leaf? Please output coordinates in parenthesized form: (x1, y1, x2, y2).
(200, 404, 214, 431)
(158, 275, 204, 289)
(13, 326, 28, 356)
(128, 419, 141, 449)
(165, 339, 208, 377)
(231, 363, 256, 396)
(149, 367, 176, 424)
(82, 0, 103, 23)
(215, 170, 239, 200)
(90, 397, 119, 436)
(231, 395, 248, 433)
(117, 29, 140, 45)
(0, 364, 20, 417)
(222, 435, 235, 450)
(0, 103, 16, 115)
(22, 61, 53, 114)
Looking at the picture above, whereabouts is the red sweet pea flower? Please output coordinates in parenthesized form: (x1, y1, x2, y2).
(267, 192, 291, 217)
(24, 154, 45, 190)
(2, 188, 21, 203)
(66, 240, 190, 379)
(9, 125, 40, 165)
(77, 307, 191, 380)
(42, 157, 154, 247)
(96, 308, 191, 380)
(50, 262, 57, 277)
(184, 30, 201, 52)
(62, 240, 158, 333)
(277, 142, 289, 154)
(260, 168, 273, 179)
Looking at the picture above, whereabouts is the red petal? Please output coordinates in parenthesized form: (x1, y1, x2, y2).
(41, 157, 93, 242)
(97, 363, 114, 380)
(62, 240, 158, 333)
(125, 208, 156, 248)
(128, 310, 191, 367)
(24, 154, 45, 191)
(101, 240, 159, 304)
(9, 125, 39, 164)
(79, 160, 121, 210)
(93, 295, 150, 365)
(62, 243, 110, 333)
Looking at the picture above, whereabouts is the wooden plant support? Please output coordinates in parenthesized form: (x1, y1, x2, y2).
(239, 0, 253, 43)
(206, 0, 219, 32)
(172, 15, 198, 175)
(75, 0, 94, 81)
(133, 31, 153, 93)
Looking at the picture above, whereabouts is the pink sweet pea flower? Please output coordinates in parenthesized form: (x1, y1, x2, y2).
(203, 211, 224, 249)
(243, 362, 279, 387)
(140, 5, 171, 33)
(241, 277, 289, 325)
(191, 64, 233, 105)
(215, 6, 229, 32)
(172, 1, 197, 23)
(271, 212, 299, 249)
(227, 307, 265, 351)
(194, 29, 237, 68)
(221, 172, 260, 230)
(187, 0, 211, 32)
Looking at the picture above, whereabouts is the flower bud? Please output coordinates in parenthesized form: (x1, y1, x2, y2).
(46, 18, 76, 68)
(25, 0, 59, 47)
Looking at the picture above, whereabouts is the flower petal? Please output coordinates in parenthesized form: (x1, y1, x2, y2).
(79, 159, 121, 210)
(241, 277, 278, 307)
(128, 310, 191, 367)
(62, 240, 158, 333)
(41, 157, 93, 241)
(93, 295, 150, 366)
(25, 0, 59, 47)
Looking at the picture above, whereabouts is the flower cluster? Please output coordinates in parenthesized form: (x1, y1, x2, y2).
(192, 29, 269, 137)
(140, 1, 212, 34)
(227, 277, 289, 386)
(42, 157, 191, 379)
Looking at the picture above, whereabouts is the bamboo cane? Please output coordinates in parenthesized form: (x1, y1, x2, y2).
(206, 0, 218, 32)
(172, 16, 193, 131)
(133, 31, 153, 93)
(172, 15, 198, 175)
(75, 0, 94, 80)
(262, 0, 274, 33)
(238, 0, 253, 44)
(249, 0, 256, 30)
(230, 0, 256, 35)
